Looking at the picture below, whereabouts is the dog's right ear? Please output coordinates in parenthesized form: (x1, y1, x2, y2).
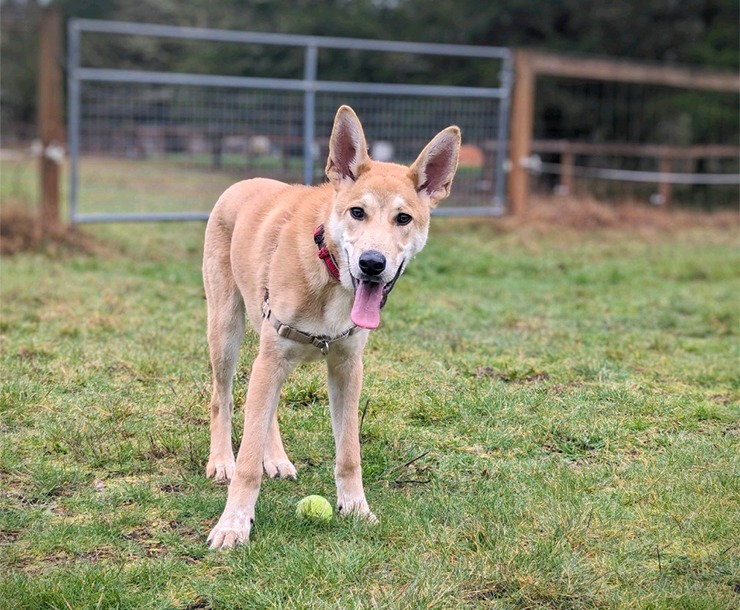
(326, 105, 371, 188)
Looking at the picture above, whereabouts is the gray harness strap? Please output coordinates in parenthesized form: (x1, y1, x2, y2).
(262, 291, 359, 355)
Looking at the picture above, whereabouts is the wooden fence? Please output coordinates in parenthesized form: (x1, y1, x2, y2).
(508, 50, 740, 214)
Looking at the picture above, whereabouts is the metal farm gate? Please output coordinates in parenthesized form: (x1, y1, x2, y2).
(67, 20, 513, 223)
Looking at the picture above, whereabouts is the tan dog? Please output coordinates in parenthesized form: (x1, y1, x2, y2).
(203, 105, 460, 549)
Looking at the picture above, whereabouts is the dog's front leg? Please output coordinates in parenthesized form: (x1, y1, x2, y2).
(327, 348, 376, 521)
(207, 347, 294, 549)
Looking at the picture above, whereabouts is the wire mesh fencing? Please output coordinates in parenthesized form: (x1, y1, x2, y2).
(529, 74, 739, 207)
(68, 20, 513, 223)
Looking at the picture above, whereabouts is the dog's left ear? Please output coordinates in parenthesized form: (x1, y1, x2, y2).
(326, 105, 371, 188)
(409, 126, 461, 206)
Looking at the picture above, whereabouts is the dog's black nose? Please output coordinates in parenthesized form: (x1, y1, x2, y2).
(359, 250, 386, 277)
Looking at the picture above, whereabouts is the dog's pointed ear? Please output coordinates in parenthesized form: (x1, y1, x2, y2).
(326, 105, 371, 188)
(409, 126, 461, 207)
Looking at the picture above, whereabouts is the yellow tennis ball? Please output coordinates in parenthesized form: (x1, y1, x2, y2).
(296, 495, 333, 523)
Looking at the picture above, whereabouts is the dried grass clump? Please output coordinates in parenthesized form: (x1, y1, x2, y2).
(500, 196, 739, 233)
(0, 203, 98, 256)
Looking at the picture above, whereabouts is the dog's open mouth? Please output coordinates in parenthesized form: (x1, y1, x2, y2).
(350, 262, 404, 330)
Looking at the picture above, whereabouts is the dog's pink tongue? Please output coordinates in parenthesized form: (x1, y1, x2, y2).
(351, 281, 384, 329)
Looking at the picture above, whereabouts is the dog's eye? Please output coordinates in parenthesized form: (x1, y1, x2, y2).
(349, 207, 365, 220)
(396, 213, 412, 226)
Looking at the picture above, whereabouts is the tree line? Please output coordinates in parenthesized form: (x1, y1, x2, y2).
(1, 0, 738, 142)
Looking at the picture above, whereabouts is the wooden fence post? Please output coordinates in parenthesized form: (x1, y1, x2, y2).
(508, 50, 535, 216)
(38, 4, 63, 235)
(560, 145, 574, 196)
(658, 156, 672, 207)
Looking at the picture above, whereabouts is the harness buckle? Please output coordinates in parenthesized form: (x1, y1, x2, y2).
(277, 324, 292, 338)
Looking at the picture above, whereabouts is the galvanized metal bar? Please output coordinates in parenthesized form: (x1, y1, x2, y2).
(74, 208, 507, 222)
(432, 206, 505, 217)
(75, 67, 505, 98)
(67, 20, 81, 226)
(70, 18, 511, 60)
(537, 161, 740, 185)
(73, 212, 211, 223)
(76, 68, 309, 91)
(492, 52, 514, 214)
(314, 80, 505, 99)
(303, 45, 318, 185)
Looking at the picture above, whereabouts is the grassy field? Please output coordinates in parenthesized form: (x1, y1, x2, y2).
(1, 158, 738, 609)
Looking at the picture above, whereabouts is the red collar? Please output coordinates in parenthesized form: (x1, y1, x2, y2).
(313, 225, 341, 281)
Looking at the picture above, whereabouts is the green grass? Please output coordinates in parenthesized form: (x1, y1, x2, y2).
(1, 158, 739, 609)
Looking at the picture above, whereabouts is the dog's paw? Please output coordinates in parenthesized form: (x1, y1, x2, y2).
(206, 454, 236, 483)
(337, 496, 378, 523)
(263, 458, 298, 480)
(207, 514, 253, 550)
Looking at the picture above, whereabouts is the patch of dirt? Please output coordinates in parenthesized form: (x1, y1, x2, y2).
(499, 196, 739, 232)
(0, 530, 20, 543)
(464, 581, 513, 602)
(78, 546, 120, 562)
(0, 204, 100, 256)
(182, 597, 212, 610)
(474, 365, 549, 383)
(16, 551, 74, 577)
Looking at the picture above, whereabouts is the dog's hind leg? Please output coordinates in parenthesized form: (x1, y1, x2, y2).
(263, 412, 298, 479)
(203, 226, 244, 483)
